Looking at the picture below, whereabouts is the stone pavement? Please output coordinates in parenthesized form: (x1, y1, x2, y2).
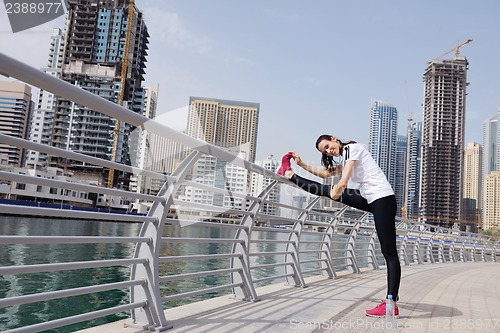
(77, 262, 500, 333)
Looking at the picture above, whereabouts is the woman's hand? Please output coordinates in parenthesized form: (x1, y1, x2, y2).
(330, 184, 343, 200)
(291, 151, 331, 179)
(291, 151, 303, 167)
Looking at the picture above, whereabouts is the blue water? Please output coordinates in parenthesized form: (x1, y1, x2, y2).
(0, 216, 358, 332)
(0, 216, 142, 332)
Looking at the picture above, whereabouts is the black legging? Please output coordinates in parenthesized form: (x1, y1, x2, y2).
(291, 174, 401, 300)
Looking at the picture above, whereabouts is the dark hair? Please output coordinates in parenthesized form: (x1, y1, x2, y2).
(315, 135, 357, 172)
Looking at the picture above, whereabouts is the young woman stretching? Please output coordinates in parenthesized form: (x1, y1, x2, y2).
(277, 134, 401, 318)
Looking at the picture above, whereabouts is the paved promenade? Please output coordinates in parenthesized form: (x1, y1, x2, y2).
(77, 262, 500, 333)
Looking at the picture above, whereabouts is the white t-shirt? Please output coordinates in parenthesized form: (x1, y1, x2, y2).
(340, 143, 394, 204)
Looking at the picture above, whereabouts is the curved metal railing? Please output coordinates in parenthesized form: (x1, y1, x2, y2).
(0, 53, 499, 332)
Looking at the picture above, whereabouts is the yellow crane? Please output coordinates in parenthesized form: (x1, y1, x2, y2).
(401, 204, 407, 219)
(434, 38, 473, 60)
(108, 0, 135, 188)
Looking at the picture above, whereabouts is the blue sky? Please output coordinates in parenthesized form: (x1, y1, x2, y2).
(1, 0, 499, 167)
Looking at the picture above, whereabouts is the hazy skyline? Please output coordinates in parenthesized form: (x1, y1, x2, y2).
(1, 0, 499, 170)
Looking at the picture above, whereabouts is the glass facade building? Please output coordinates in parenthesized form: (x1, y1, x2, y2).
(368, 99, 398, 189)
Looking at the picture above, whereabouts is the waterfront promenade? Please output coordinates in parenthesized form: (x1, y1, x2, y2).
(2, 53, 499, 333)
(78, 262, 500, 333)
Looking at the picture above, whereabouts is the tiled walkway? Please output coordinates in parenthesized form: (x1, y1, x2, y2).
(77, 262, 500, 333)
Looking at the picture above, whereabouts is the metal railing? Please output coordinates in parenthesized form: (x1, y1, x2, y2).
(0, 52, 499, 332)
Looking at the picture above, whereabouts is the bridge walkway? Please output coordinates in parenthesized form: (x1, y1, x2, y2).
(78, 262, 500, 333)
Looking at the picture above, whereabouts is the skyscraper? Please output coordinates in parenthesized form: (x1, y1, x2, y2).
(50, 0, 149, 188)
(0, 81, 33, 167)
(129, 85, 160, 195)
(251, 155, 280, 216)
(187, 97, 260, 162)
(368, 99, 398, 188)
(26, 28, 65, 170)
(483, 171, 500, 230)
(420, 57, 468, 226)
(463, 142, 482, 230)
(404, 121, 422, 219)
(483, 110, 499, 177)
(394, 135, 407, 217)
(185, 97, 260, 208)
(463, 142, 482, 208)
(482, 109, 499, 229)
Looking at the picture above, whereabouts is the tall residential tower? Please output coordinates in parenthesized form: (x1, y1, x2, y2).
(404, 121, 422, 219)
(51, 0, 149, 188)
(251, 154, 280, 216)
(26, 28, 65, 170)
(0, 81, 33, 167)
(420, 57, 468, 226)
(463, 142, 482, 230)
(185, 97, 260, 208)
(394, 135, 407, 217)
(187, 97, 260, 163)
(483, 110, 499, 177)
(484, 171, 500, 230)
(368, 99, 398, 189)
(463, 142, 482, 208)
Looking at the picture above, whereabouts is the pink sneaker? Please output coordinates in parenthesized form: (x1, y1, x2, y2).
(276, 152, 293, 176)
(365, 300, 399, 318)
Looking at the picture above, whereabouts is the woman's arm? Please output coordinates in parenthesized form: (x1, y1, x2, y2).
(291, 152, 339, 179)
(331, 160, 356, 198)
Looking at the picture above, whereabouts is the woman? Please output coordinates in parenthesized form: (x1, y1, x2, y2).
(277, 134, 401, 318)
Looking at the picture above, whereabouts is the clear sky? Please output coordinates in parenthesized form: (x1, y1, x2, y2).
(1, 0, 499, 168)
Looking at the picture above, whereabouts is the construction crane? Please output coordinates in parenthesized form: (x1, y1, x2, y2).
(434, 38, 473, 60)
(108, 0, 135, 188)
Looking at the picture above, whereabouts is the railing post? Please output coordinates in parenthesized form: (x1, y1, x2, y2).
(414, 224, 425, 264)
(282, 197, 321, 287)
(128, 151, 203, 331)
(494, 242, 498, 262)
(486, 237, 494, 262)
(470, 240, 477, 262)
(318, 206, 349, 278)
(481, 243, 487, 262)
(448, 235, 457, 262)
(229, 181, 277, 301)
(348, 223, 361, 273)
(425, 230, 435, 264)
(410, 224, 422, 265)
(367, 221, 380, 270)
(346, 213, 367, 274)
(399, 228, 410, 266)
(459, 236, 467, 262)
(437, 236, 446, 263)
(127, 216, 172, 332)
(230, 223, 259, 300)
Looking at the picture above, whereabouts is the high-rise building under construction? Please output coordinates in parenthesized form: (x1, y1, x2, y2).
(420, 57, 468, 226)
(50, 0, 149, 188)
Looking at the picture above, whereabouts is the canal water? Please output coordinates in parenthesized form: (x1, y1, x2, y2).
(0, 215, 358, 332)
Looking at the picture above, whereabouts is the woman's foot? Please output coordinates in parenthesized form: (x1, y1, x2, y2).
(365, 300, 399, 318)
(277, 152, 293, 176)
